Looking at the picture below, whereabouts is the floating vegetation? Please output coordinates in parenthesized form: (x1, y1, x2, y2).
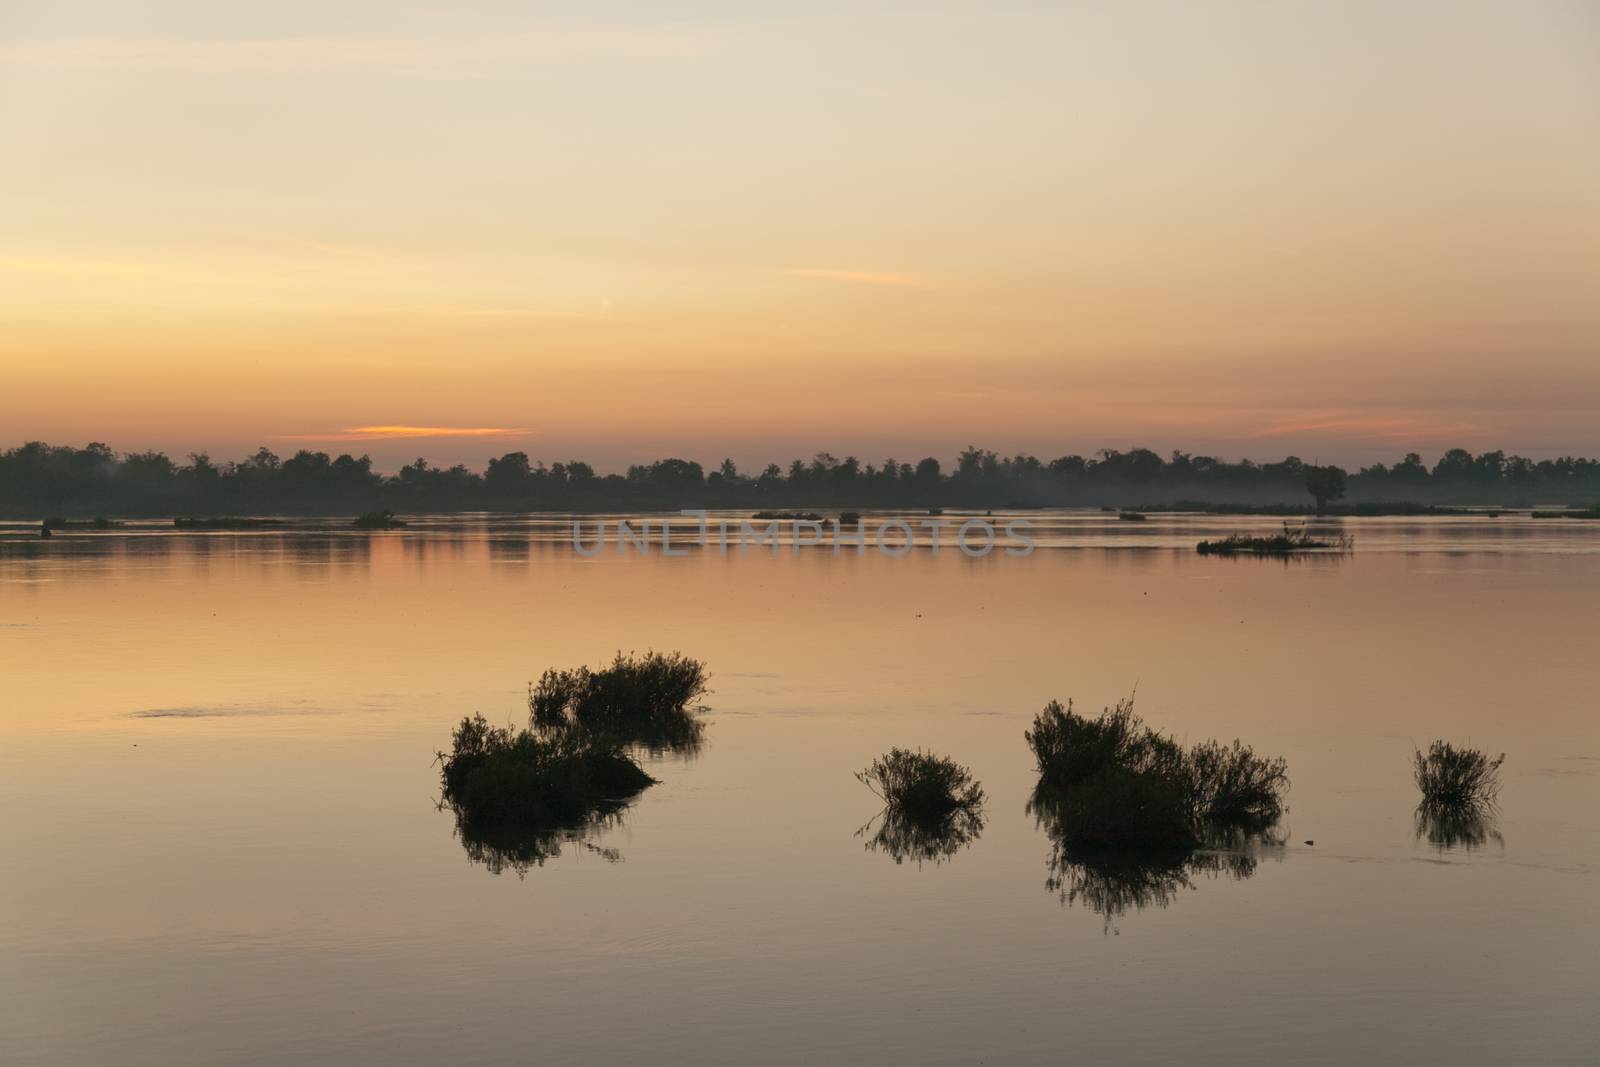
(838, 511, 861, 525)
(751, 510, 822, 521)
(354, 509, 406, 529)
(1025, 694, 1288, 925)
(1413, 740, 1503, 808)
(855, 748, 986, 866)
(173, 517, 288, 530)
(530, 651, 708, 756)
(439, 652, 710, 875)
(1117, 511, 1147, 522)
(1196, 524, 1352, 556)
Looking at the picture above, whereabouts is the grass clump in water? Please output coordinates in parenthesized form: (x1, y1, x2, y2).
(439, 651, 710, 873)
(1196, 524, 1351, 556)
(1024, 695, 1289, 849)
(855, 748, 986, 865)
(439, 713, 654, 829)
(1185, 738, 1292, 829)
(857, 748, 985, 822)
(529, 650, 708, 755)
(354, 509, 406, 529)
(1412, 741, 1504, 852)
(1413, 740, 1503, 807)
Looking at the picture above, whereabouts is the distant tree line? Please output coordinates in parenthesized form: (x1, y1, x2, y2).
(2, 441, 1597, 517)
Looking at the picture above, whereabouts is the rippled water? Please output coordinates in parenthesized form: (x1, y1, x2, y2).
(3, 512, 1597, 1064)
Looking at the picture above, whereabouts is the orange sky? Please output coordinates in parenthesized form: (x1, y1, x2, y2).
(2, 2, 1597, 471)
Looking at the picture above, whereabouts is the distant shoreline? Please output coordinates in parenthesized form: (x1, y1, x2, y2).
(8, 502, 1600, 525)
(4, 441, 1597, 520)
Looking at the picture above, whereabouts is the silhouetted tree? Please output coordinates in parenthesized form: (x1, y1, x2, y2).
(1305, 465, 1347, 515)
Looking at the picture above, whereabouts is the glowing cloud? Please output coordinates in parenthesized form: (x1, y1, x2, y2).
(278, 426, 531, 442)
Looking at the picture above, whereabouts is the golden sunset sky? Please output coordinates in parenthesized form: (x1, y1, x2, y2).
(2, 1, 1597, 471)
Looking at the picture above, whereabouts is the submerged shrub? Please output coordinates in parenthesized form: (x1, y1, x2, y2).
(857, 748, 985, 821)
(1025, 697, 1184, 792)
(1024, 694, 1289, 848)
(1413, 740, 1504, 807)
(439, 651, 711, 873)
(855, 748, 986, 865)
(1029, 772, 1196, 851)
(439, 713, 654, 831)
(1184, 738, 1290, 830)
(530, 650, 708, 755)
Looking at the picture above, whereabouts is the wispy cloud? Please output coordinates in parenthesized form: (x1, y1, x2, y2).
(2, 28, 724, 77)
(784, 268, 936, 289)
(1246, 412, 1485, 444)
(277, 426, 531, 442)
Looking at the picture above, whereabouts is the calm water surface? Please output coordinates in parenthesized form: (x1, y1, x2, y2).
(2, 513, 1597, 1064)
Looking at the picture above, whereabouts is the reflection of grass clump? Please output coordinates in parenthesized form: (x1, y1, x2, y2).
(1414, 804, 1503, 852)
(530, 651, 708, 755)
(1413, 740, 1503, 807)
(1031, 798, 1287, 931)
(1025, 695, 1288, 848)
(855, 748, 986, 865)
(859, 806, 987, 866)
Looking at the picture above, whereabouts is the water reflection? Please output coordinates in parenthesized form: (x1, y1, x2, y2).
(856, 804, 986, 867)
(1030, 791, 1285, 931)
(447, 800, 629, 877)
(1415, 801, 1504, 852)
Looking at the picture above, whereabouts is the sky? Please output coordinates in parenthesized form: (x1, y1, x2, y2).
(2, 1, 1597, 473)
